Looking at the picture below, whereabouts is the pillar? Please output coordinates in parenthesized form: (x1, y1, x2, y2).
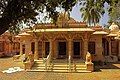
(25, 41, 31, 57)
(49, 39, 53, 58)
(68, 38, 72, 71)
(68, 39, 72, 58)
(20, 42, 23, 55)
(83, 39, 88, 59)
(96, 36, 104, 61)
(34, 39, 39, 60)
(42, 41, 45, 58)
(109, 39, 112, 56)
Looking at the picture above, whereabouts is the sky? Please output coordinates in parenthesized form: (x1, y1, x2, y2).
(70, 2, 110, 26)
(33, 2, 110, 28)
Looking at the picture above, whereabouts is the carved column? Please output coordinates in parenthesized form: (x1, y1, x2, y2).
(108, 39, 112, 56)
(20, 42, 23, 55)
(42, 41, 45, 58)
(25, 41, 31, 57)
(96, 36, 104, 61)
(49, 38, 53, 58)
(83, 39, 88, 59)
(68, 39, 72, 58)
(34, 38, 39, 60)
(83, 33, 89, 60)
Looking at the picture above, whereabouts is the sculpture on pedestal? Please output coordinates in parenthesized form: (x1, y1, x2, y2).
(86, 52, 92, 63)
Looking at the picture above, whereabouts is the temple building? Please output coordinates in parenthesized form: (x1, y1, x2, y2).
(0, 31, 20, 57)
(18, 13, 120, 62)
(4, 14, 120, 71)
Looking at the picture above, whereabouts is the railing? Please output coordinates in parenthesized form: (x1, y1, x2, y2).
(73, 60, 76, 71)
(68, 55, 71, 71)
(45, 52, 52, 70)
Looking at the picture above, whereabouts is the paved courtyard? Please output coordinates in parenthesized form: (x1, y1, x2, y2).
(0, 57, 120, 80)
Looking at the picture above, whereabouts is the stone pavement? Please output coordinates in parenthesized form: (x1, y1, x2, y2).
(0, 57, 120, 80)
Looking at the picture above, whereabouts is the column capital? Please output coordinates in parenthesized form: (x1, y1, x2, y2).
(83, 38, 88, 42)
(68, 38, 73, 41)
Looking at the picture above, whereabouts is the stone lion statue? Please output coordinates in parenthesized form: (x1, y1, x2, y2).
(86, 52, 92, 63)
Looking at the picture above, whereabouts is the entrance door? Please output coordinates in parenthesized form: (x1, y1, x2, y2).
(58, 42, 66, 58)
(102, 38, 109, 56)
(45, 42, 50, 57)
(31, 42, 35, 54)
(22, 45, 25, 54)
(73, 42, 80, 58)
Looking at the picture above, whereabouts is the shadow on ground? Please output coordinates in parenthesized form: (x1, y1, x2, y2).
(94, 62, 120, 72)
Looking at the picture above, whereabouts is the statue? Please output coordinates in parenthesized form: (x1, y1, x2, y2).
(28, 51, 34, 62)
(86, 52, 92, 63)
(85, 52, 94, 71)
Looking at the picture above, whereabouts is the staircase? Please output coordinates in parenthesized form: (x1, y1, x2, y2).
(52, 59, 69, 72)
(27, 59, 91, 73)
(71, 60, 91, 72)
(28, 58, 46, 71)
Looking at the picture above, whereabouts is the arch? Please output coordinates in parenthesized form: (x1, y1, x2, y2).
(53, 33, 68, 41)
(72, 33, 84, 41)
(39, 34, 49, 41)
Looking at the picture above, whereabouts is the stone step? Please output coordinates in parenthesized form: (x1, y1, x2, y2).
(53, 64, 68, 67)
(27, 69, 91, 73)
(33, 64, 45, 67)
(52, 69, 68, 72)
(75, 67, 86, 70)
(53, 67, 69, 70)
(32, 66, 46, 70)
(27, 69, 47, 72)
(72, 70, 91, 73)
(75, 65, 86, 68)
(72, 63, 85, 65)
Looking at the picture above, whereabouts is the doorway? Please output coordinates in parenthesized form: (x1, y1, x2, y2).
(31, 42, 35, 54)
(22, 44, 25, 54)
(45, 42, 50, 57)
(73, 42, 80, 58)
(58, 42, 66, 58)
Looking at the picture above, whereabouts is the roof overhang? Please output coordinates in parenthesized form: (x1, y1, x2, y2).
(27, 28, 95, 33)
(107, 33, 117, 37)
(18, 32, 31, 36)
(93, 31, 108, 35)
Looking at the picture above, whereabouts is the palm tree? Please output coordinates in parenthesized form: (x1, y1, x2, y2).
(80, 0, 104, 26)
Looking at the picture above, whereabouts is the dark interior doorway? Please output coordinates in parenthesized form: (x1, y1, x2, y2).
(45, 42, 50, 57)
(73, 42, 80, 58)
(58, 42, 66, 58)
(102, 38, 109, 56)
(22, 45, 25, 54)
(31, 42, 35, 54)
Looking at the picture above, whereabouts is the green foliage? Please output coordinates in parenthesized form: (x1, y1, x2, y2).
(0, 0, 78, 35)
(0, 0, 120, 35)
(80, 0, 105, 26)
(108, 1, 120, 24)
